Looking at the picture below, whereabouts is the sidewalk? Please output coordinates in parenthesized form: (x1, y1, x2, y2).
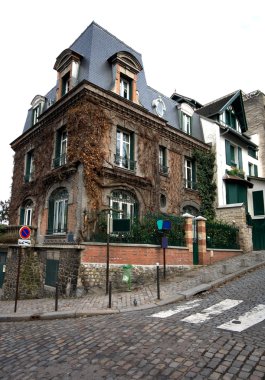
(1, 251, 265, 322)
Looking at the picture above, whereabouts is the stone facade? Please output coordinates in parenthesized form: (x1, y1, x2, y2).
(216, 204, 253, 253)
(2, 246, 81, 300)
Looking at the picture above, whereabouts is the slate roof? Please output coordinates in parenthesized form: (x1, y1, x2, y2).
(22, 22, 204, 142)
(196, 90, 248, 132)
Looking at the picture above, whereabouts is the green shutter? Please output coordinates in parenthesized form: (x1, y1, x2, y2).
(254, 165, 258, 176)
(226, 183, 235, 204)
(54, 130, 61, 167)
(130, 132, 135, 170)
(238, 147, 243, 170)
(20, 208, 25, 225)
(225, 140, 231, 165)
(48, 199, 54, 234)
(45, 259, 59, 286)
(192, 161, 197, 189)
(253, 191, 264, 216)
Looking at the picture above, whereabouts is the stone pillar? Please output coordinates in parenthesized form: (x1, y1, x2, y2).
(183, 213, 194, 259)
(196, 216, 207, 265)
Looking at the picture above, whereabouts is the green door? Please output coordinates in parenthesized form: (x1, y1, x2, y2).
(252, 220, 265, 250)
(0, 252, 7, 288)
(192, 219, 199, 265)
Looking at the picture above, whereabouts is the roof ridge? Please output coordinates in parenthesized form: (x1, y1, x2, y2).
(69, 21, 142, 58)
(200, 90, 239, 109)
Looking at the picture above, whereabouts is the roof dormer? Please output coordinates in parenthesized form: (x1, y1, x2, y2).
(108, 51, 142, 104)
(53, 49, 83, 100)
(31, 95, 46, 126)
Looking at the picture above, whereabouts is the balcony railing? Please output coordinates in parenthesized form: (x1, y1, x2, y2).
(159, 164, 168, 175)
(53, 154, 67, 168)
(114, 154, 136, 171)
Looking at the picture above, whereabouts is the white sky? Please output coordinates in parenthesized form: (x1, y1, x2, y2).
(1, 0, 265, 201)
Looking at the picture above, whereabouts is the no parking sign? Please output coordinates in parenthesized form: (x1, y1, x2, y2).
(19, 226, 31, 240)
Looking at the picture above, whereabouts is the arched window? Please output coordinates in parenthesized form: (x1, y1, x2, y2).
(109, 190, 138, 220)
(20, 199, 33, 226)
(182, 205, 199, 217)
(48, 188, 68, 234)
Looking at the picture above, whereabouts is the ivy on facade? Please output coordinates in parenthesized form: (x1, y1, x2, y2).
(193, 149, 217, 221)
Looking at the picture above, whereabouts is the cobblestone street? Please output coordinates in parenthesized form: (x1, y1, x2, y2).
(1, 266, 265, 379)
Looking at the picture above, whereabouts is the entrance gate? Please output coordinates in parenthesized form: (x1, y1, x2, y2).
(252, 220, 265, 250)
(192, 218, 199, 265)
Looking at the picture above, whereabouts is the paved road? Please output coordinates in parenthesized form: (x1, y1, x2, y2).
(1, 267, 265, 379)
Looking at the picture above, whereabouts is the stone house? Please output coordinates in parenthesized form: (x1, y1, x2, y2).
(4, 22, 211, 296)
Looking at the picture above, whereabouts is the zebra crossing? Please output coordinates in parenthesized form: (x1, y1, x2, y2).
(149, 299, 265, 332)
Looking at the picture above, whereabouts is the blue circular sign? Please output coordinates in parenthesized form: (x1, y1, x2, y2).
(19, 226, 31, 239)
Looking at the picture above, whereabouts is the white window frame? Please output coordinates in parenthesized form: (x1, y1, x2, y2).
(182, 113, 191, 135)
(24, 207, 32, 226)
(185, 159, 193, 189)
(120, 77, 130, 100)
(116, 130, 130, 169)
(60, 131, 68, 166)
(53, 198, 68, 234)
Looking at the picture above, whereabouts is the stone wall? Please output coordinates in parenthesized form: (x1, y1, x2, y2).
(216, 204, 253, 253)
(78, 263, 192, 292)
(2, 246, 81, 300)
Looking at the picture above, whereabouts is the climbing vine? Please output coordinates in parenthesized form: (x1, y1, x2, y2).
(193, 149, 217, 221)
(67, 101, 111, 209)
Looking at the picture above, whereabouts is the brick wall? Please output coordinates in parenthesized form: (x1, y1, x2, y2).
(81, 243, 193, 266)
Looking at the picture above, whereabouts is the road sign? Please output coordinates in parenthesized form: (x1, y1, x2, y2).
(156, 220, 171, 231)
(18, 239, 31, 247)
(19, 226, 31, 239)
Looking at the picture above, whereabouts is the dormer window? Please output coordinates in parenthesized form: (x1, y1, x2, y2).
(62, 72, 71, 96)
(54, 49, 82, 100)
(108, 51, 142, 104)
(120, 75, 131, 100)
(31, 95, 45, 126)
(178, 103, 194, 135)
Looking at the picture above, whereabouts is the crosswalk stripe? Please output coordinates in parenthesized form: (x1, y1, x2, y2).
(181, 299, 243, 324)
(149, 300, 202, 318)
(217, 304, 265, 332)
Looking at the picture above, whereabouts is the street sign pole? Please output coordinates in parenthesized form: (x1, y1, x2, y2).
(14, 247, 22, 313)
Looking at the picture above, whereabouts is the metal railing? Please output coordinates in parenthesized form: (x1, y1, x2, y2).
(114, 155, 136, 171)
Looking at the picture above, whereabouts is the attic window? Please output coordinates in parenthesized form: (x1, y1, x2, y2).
(108, 51, 142, 104)
(31, 95, 45, 126)
(53, 49, 82, 100)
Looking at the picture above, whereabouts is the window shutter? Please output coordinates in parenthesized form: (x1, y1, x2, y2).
(130, 132, 135, 170)
(48, 199, 54, 234)
(192, 161, 197, 189)
(134, 202, 139, 220)
(20, 208, 25, 225)
(238, 147, 243, 169)
(225, 140, 231, 165)
(54, 130, 61, 167)
(253, 191, 264, 216)
(254, 165, 258, 176)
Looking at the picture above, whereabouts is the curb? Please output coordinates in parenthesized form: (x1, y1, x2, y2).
(1, 261, 265, 322)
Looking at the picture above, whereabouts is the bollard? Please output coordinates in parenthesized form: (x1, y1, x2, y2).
(222, 264, 228, 275)
(156, 263, 160, 300)
(240, 258, 247, 268)
(108, 281, 112, 308)
(55, 282, 59, 311)
(255, 253, 261, 262)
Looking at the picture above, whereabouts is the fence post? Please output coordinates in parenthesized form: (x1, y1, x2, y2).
(183, 213, 194, 264)
(196, 216, 207, 265)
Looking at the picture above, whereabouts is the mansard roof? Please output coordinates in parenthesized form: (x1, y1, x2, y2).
(22, 21, 204, 142)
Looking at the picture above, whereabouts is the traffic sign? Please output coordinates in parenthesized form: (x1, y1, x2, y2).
(19, 226, 31, 239)
(18, 239, 31, 247)
(156, 220, 171, 231)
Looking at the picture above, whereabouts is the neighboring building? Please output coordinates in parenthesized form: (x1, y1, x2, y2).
(9, 21, 209, 246)
(197, 90, 261, 219)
